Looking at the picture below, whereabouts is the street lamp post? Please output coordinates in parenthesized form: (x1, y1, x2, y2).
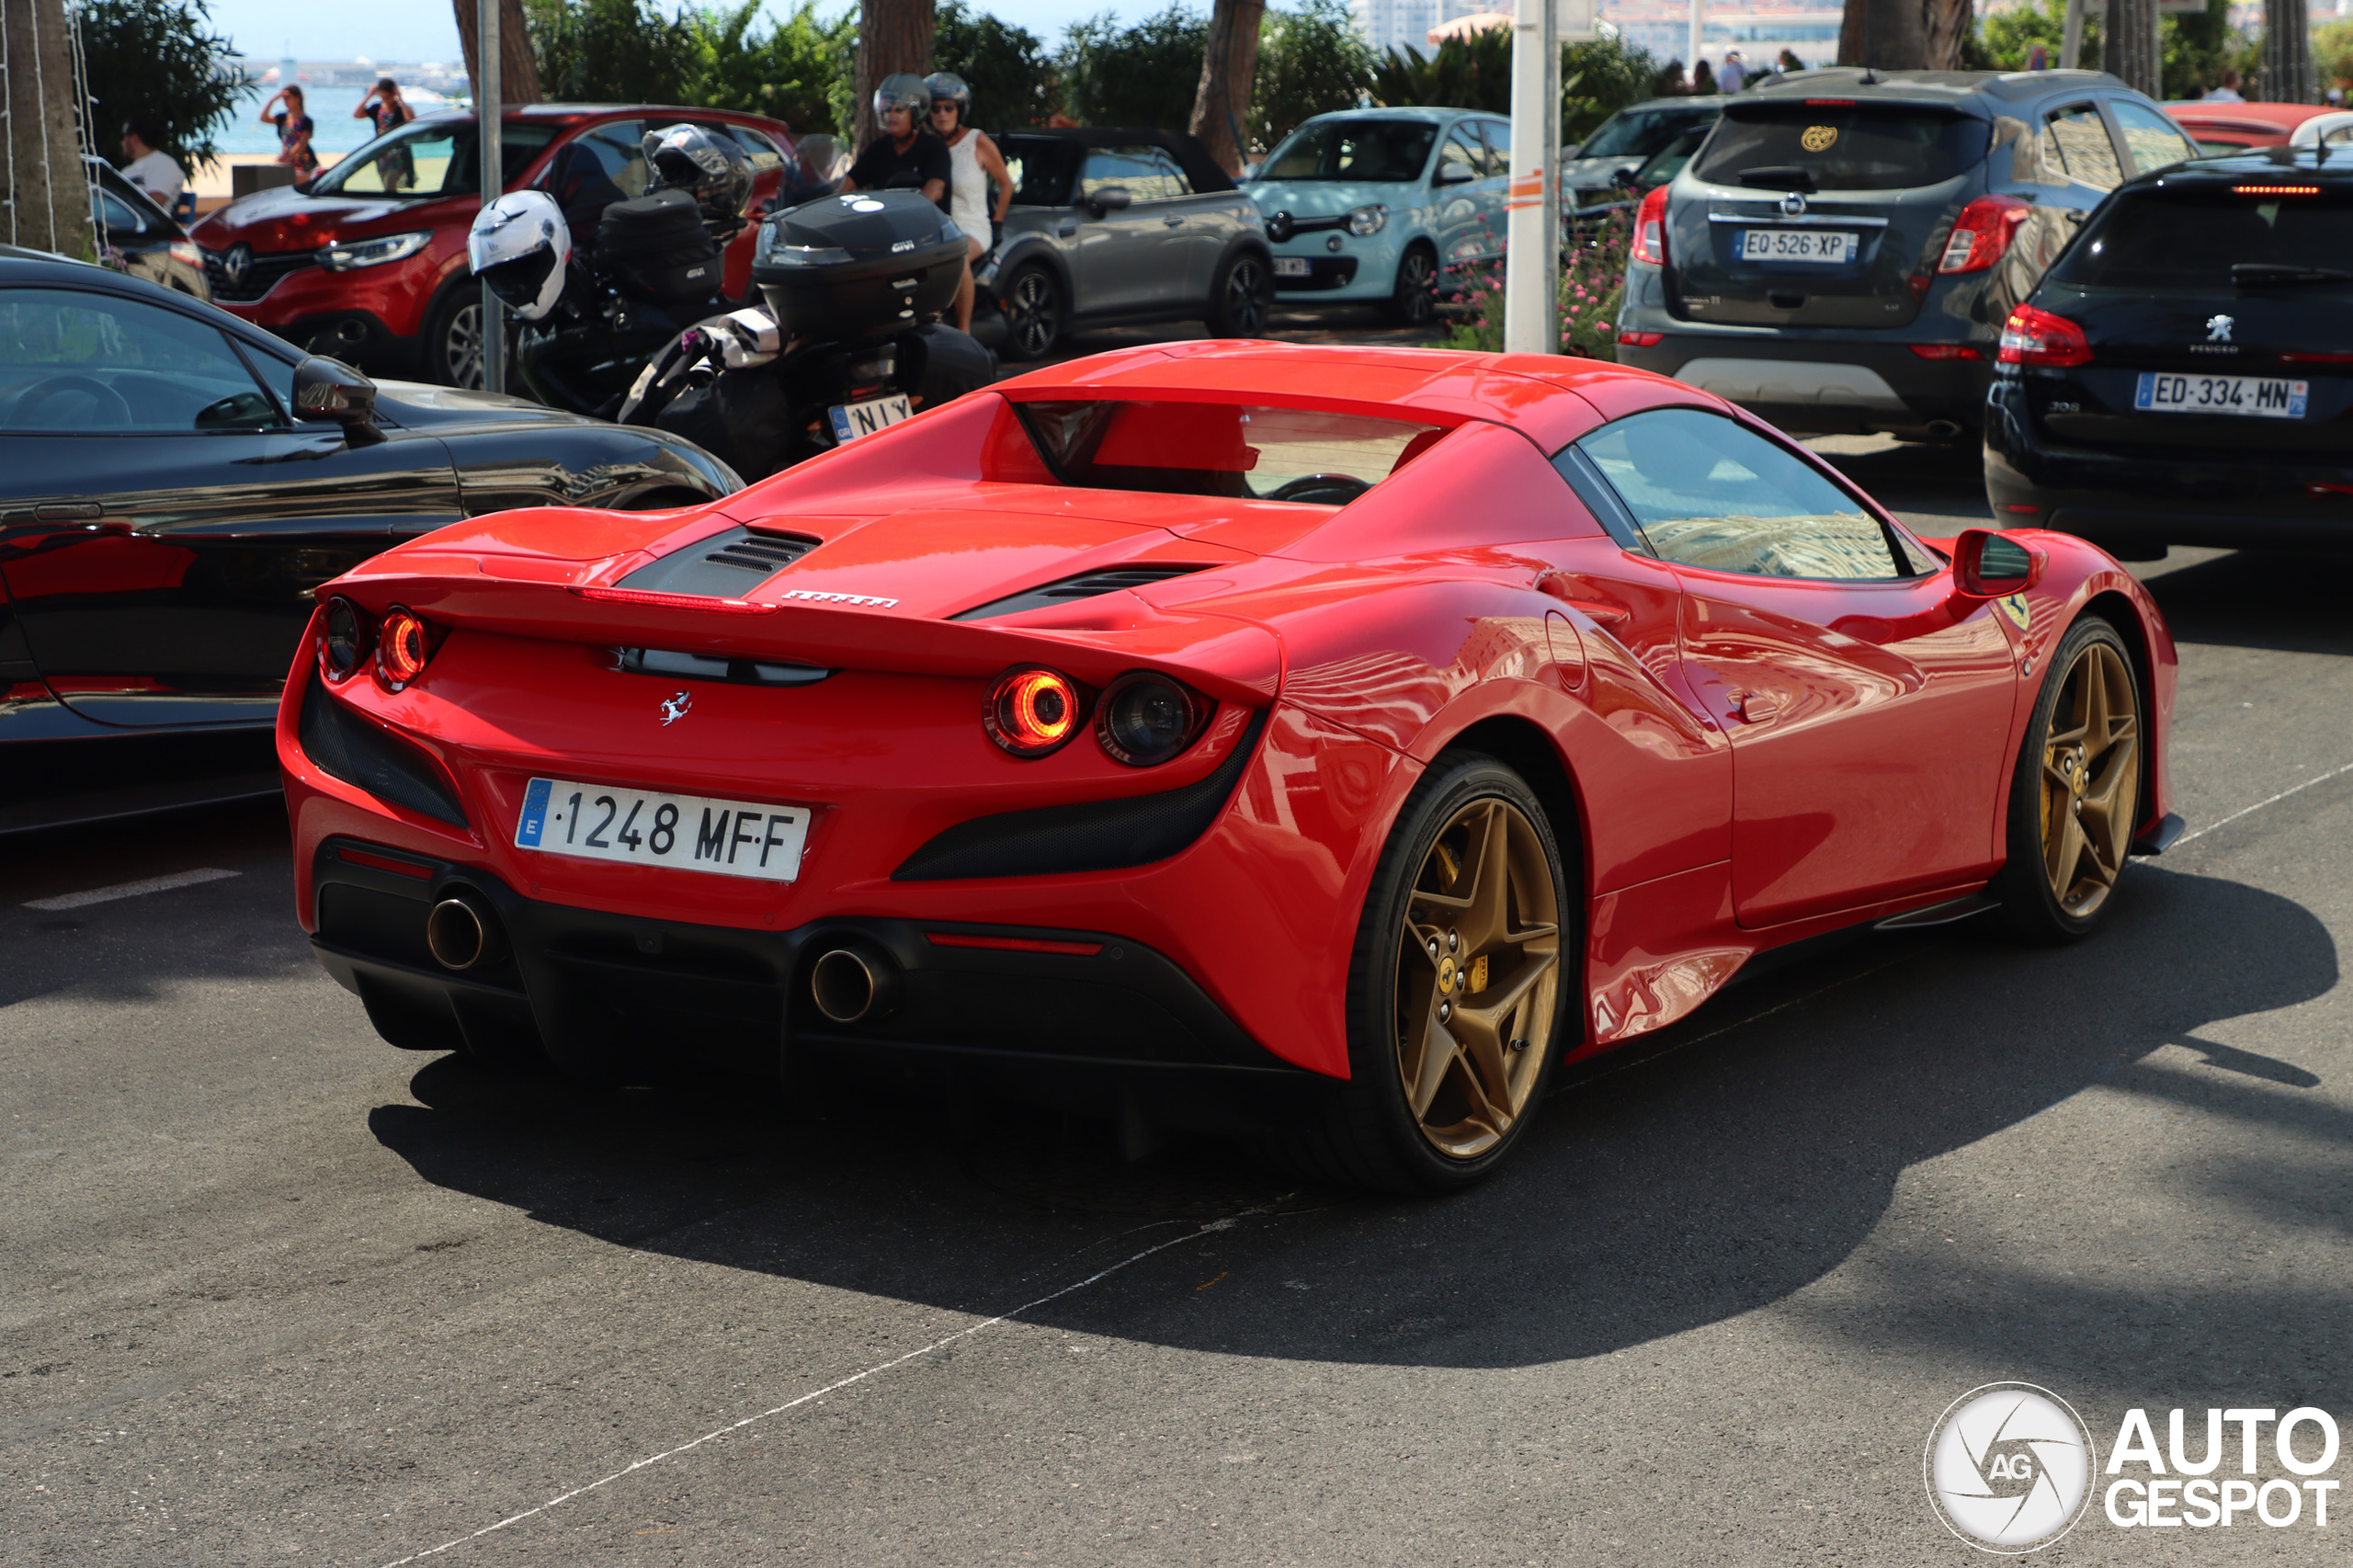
(477, 0, 504, 393)
(1503, 0, 1561, 354)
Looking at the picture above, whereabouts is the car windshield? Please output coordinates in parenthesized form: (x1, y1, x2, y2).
(311, 118, 558, 199)
(1257, 119, 1438, 183)
(1578, 106, 1719, 160)
(2048, 183, 2353, 289)
(1014, 400, 1449, 502)
(1001, 137, 1081, 206)
(1690, 103, 1990, 190)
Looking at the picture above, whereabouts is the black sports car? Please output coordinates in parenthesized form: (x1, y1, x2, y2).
(0, 249, 743, 834)
(1984, 146, 2353, 556)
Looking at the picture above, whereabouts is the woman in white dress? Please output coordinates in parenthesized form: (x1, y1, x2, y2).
(925, 73, 1013, 335)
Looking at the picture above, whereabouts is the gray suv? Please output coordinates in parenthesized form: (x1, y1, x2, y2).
(1614, 68, 2198, 437)
(978, 128, 1274, 361)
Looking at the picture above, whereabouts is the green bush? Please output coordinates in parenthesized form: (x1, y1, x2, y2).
(1561, 34, 1656, 143)
(1445, 210, 1631, 359)
(2315, 18, 2353, 93)
(936, 0, 1059, 131)
(1058, 5, 1208, 131)
(1253, 0, 1374, 150)
(528, 0, 696, 105)
(686, 0, 852, 136)
(79, 0, 255, 166)
(1372, 27, 1654, 140)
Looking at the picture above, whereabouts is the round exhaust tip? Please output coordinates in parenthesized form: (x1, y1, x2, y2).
(426, 895, 500, 971)
(1925, 419, 1964, 439)
(811, 942, 900, 1024)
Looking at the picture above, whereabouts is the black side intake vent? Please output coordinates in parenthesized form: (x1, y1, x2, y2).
(950, 564, 1209, 622)
(299, 674, 470, 828)
(618, 526, 821, 598)
(893, 710, 1266, 881)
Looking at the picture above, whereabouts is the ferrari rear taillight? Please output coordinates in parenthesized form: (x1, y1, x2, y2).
(1095, 674, 1202, 767)
(322, 597, 369, 681)
(985, 666, 1082, 757)
(1631, 185, 1669, 267)
(1938, 195, 2030, 274)
(1997, 305, 2092, 369)
(376, 607, 434, 689)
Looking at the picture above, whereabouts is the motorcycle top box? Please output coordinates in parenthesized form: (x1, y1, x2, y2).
(753, 191, 966, 342)
(595, 188, 725, 307)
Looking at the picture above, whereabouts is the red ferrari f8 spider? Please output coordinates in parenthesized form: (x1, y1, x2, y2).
(280, 343, 2180, 1191)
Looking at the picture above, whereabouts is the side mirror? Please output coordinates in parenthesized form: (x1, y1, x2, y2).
(1950, 528, 2045, 597)
(291, 356, 383, 446)
(1085, 185, 1132, 217)
(1609, 166, 1637, 191)
(1433, 165, 1476, 187)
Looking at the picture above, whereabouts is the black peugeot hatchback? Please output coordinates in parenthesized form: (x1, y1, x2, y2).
(1983, 148, 2353, 555)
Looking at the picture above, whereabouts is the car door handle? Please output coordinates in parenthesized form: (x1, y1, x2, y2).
(1537, 575, 1630, 626)
(1056, 219, 1077, 237)
(1162, 214, 1185, 227)
(34, 502, 103, 522)
(1733, 692, 1780, 722)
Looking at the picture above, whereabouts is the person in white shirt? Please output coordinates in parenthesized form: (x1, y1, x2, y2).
(119, 115, 186, 212)
(1719, 51, 1746, 93)
(2203, 69, 2245, 103)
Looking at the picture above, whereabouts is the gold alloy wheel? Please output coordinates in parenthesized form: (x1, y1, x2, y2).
(2038, 638, 2142, 919)
(1394, 799, 1562, 1159)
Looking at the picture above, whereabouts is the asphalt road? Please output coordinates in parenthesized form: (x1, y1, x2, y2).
(6, 425, 2350, 1566)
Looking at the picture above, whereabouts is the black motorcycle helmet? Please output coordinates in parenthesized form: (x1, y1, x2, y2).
(642, 122, 754, 221)
(925, 72, 972, 129)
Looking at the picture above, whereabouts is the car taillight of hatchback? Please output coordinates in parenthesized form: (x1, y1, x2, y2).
(1632, 185, 1669, 267)
(1997, 305, 2092, 368)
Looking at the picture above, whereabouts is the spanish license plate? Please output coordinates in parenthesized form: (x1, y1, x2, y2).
(1739, 228, 1858, 264)
(828, 393, 913, 444)
(2133, 371, 2308, 419)
(1273, 256, 1310, 278)
(514, 777, 810, 882)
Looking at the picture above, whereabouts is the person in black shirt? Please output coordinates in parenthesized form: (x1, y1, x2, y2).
(844, 73, 950, 207)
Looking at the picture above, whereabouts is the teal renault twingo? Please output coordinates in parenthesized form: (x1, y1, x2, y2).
(1245, 107, 1510, 328)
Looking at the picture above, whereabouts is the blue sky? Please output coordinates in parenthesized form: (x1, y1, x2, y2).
(207, 0, 1125, 62)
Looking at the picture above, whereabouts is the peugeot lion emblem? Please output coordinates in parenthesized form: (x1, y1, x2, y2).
(222, 243, 252, 288)
(659, 690, 692, 726)
(2206, 313, 2234, 343)
(1779, 190, 1808, 218)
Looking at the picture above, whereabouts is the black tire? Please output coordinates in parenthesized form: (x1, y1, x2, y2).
(1388, 244, 1438, 329)
(1206, 249, 1273, 338)
(421, 280, 484, 389)
(1280, 753, 1576, 1195)
(1991, 616, 2143, 945)
(998, 263, 1062, 362)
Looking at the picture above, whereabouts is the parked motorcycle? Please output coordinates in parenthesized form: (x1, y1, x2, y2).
(619, 186, 995, 483)
(469, 124, 754, 420)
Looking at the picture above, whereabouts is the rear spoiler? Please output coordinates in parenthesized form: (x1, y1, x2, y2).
(323, 553, 1282, 707)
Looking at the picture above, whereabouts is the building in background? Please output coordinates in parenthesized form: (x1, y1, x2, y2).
(1355, 0, 1839, 70)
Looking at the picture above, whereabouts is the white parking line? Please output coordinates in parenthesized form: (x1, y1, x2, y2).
(23, 868, 240, 912)
(2174, 758, 2353, 848)
(381, 1216, 1241, 1567)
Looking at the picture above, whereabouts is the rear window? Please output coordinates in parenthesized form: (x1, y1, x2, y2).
(1579, 106, 1721, 161)
(2049, 184, 2353, 290)
(1014, 401, 1446, 503)
(1690, 104, 1990, 191)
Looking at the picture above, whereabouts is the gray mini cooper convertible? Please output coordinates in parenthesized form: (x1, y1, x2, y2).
(977, 127, 1274, 361)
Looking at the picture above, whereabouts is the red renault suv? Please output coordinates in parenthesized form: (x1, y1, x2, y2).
(192, 104, 797, 387)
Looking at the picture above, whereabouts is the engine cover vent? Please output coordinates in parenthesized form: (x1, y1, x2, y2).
(950, 564, 1209, 622)
(618, 526, 821, 598)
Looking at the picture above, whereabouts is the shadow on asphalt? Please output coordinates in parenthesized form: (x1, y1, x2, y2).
(367, 857, 2338, 1402)
(2137, 549, 2353, 658)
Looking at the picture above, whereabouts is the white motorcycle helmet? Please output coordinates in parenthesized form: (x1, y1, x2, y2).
(467, 190, 570, 322)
